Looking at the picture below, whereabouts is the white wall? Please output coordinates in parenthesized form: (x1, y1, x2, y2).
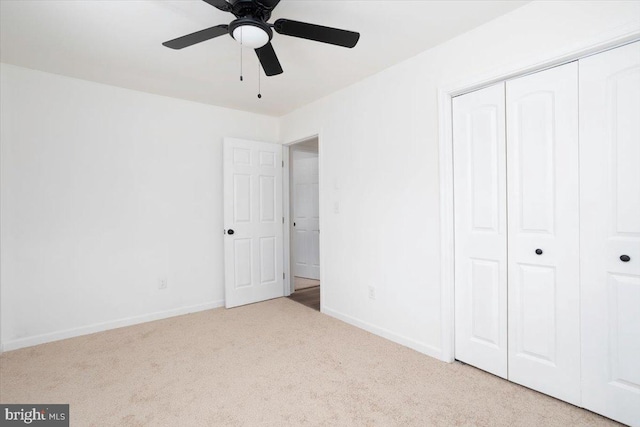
(279, 1, 640, 359)
(0, 64, 278, 351)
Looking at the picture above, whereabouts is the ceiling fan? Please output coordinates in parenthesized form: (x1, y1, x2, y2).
(162, 0, 360, 77)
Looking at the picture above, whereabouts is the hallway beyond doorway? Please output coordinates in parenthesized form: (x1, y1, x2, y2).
(294, 276, 319, 291)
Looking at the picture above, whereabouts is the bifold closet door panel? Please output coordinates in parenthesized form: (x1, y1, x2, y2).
(506, 62, 581, 405)
(453, 82, 508, 379)
(579, 41, 640, 427)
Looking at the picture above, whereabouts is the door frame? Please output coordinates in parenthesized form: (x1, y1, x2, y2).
(282, 134, 323, 307)
(438, 27, 640, 363)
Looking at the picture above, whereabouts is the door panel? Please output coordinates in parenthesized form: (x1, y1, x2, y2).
(260, 236, 276, 283)
(515, 92, 555, 233)
(608, 274, 640, 389)
(259, 175, 275, 221)
(469, 259, 501, 346)
(234, 239, 252, 287)
(579, 41, 640, 426)
(506, 62, 581, 405)
(292, 150, 320, 280)
(453, 82, 508, 379)
(233, 174, 251, 222)
(517, 264, 556, 363)
(224, 138, 283, 308)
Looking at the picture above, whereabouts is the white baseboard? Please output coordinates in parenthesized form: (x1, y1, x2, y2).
(322, 306, 443, 361)
(0, 300, 225, 352)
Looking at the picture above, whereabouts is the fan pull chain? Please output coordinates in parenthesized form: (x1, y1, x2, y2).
(240, 46, 243, 81)
(257, 60, 262, 99)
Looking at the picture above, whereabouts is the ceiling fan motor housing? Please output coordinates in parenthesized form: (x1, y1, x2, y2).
(228, 0, 273, 21)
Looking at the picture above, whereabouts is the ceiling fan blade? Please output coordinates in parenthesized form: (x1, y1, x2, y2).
(202, 0, 232, 12)
(163, 25, 228, 50)
(255, 43, 283, 76)
(274, 19, 359, 48)
(256, 0, 281, 9)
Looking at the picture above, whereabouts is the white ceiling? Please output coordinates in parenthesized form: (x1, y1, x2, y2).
(0, 0, 529, 116)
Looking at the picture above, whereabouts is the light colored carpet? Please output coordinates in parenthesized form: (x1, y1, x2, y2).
(0, 298, 619, 426)
(294, 276, 320, 290)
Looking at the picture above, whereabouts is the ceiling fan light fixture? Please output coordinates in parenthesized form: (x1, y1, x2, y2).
(232, 24, 269, 49)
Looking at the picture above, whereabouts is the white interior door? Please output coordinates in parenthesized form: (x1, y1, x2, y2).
(579, 41, 640, 427)
(453, 82, 508, 379)
(292, 149, 320, 280)
(223, 138, 283, 308)
(506, 62, 581, 405)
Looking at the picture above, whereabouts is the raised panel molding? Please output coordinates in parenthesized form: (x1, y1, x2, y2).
(610, 68, 640, 236)
(233, 174, 251, 223)
(608, 273, 640, 391)
(259, 151, 275, 167)
(469, 106, 500, 232)
(233, 238, 252, 288)
(310, 231, 320, 267)
(516, 264, 557, 365)
(295, 230, 307, 265)
(470, 258, 500, 347)
(295, 183, 309, 218)
(514, 92, 556, 235)
(260, 237, 276, 284)
(259, 175, 275, 222)
(233, 148, 251, 165)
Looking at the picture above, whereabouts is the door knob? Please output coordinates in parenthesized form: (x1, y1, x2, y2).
(620, 255, 630, 262)
(227, 229, 235, 235)
(535, 249, 543, 255)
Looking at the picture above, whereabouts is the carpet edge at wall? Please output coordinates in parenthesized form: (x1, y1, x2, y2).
(322, 306, 443, 362)
(0, 300, 225, 353)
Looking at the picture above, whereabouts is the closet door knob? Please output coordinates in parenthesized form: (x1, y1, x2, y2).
(620, 255, 631, 262)
(227, 229, 235, 235)
(535, 249, 543, 255)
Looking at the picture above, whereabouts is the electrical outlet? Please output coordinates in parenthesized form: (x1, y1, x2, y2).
(158, 278, 168, 290)
(368, 286, 376, 300)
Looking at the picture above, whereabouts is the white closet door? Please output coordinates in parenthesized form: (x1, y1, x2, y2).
(506, 62, 581, 405)
(453, 83, 508, 378)
(293, 150, 320, 280)
(579, 41, 640, 427)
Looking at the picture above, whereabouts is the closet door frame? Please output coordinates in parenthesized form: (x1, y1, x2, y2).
(438, 30, 640, 364)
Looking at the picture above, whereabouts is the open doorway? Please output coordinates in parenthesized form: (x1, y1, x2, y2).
(286, 137, 320, 311)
